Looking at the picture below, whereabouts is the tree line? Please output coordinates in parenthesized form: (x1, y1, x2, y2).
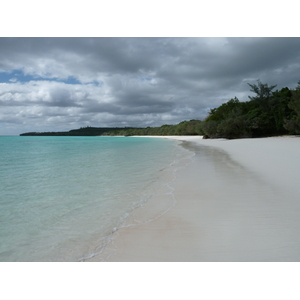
(21, 80, 300, 139)
(101, 119, 203, 136)
(20, 127, 135, 136)
(103, 80, 300, 139)
(200, 80, 300, 138)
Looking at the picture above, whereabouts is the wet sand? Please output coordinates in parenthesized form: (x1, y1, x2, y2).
(87, 136, 300, 262)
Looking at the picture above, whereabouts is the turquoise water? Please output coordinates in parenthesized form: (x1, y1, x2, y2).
(0, 136, 190, 261)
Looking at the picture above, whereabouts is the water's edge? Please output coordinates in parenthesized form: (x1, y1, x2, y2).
(83, 139, 195, 262)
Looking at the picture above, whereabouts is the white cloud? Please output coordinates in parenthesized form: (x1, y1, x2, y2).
(1, 37, 300, 135)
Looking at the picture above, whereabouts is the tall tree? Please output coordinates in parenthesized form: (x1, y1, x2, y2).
(248, 80, 277, 103)
(246, 80, 278, 136)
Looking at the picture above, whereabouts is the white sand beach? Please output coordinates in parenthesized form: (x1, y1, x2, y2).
(88, 136, 300, 262)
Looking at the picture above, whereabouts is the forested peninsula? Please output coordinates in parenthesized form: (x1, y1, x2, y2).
(20, 80, 300, 139)
(20, 127, 135, 136)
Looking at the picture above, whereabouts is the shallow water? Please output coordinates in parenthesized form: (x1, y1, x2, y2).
(0, 136, 191, 261)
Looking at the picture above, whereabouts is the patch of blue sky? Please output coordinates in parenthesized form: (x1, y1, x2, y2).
(139, 77, 152, 82)
(0, 70, 83, 85)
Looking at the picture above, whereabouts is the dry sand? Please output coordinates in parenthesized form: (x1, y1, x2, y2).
(87, 136, 300, 262)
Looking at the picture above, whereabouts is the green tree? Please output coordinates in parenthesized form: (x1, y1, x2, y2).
(284, 81, 300, 134)
(205, 97, 241, 122)
(248, 80, 277, 103)
(270, 87, 293, 133)
(216, 107, 252, 139)
(246, 80, 278, 136)
(201, 120, 219, 138)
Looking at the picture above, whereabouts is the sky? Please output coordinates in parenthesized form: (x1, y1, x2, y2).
(1, 37, 300, 135)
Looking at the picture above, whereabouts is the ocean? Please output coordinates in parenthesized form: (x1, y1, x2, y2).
(0, 136, 191, 261)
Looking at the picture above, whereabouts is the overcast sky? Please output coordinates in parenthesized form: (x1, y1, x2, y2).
(1, 37, 300, 135)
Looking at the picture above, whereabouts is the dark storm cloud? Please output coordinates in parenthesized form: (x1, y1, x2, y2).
(1, 37, 300, 135)
(0, 38, 167, 79)
(210, 38, 300, 82)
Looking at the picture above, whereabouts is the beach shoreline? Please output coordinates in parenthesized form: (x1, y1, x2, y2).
(87, 135, 300, 262)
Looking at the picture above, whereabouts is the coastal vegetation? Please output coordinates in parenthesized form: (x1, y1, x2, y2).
(201, 80, 300, 138)
(103, 79, 300, 138)
(20, 127, 135, 136)
(20, 80, 300, 139)
(101, 119, 204, 136)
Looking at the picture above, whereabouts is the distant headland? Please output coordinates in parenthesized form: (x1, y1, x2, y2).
(19, 127, 136, 136)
